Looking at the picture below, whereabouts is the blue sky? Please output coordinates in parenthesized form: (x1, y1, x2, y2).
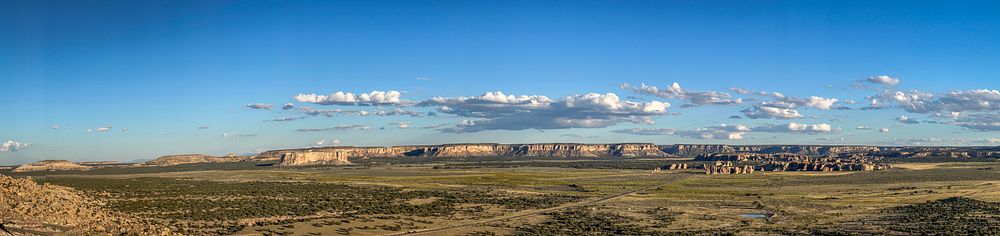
(2, 0, 999, 164)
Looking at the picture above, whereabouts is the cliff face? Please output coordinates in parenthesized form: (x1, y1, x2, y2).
(268, 143, 671, 166)
(660, 144, 901, 157)
(275, 151, 352, 166)
(262, 143, 973, 166)
(13, 160, 93, 172)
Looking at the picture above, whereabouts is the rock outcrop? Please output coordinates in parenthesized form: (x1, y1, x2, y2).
(266, 143, 672, 166)
(13, 160, 93, 172)
(662, 144, 901, 157)
(0, 174, 170, 234)
(257, 143, 996, 166)
(145, 154, 249, 166)
(704, 161, 755, 175)
(275, 150, 352, 166)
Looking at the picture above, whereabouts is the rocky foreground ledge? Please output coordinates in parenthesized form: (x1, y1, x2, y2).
(0, 174, 170, 235)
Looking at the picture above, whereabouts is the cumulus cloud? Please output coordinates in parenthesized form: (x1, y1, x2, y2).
(895, 115, 920, 124)
(621, 82, 742, 106)
(752, 122, 834, 134)
(873, 89, 1000, 113)
(421, 91, 670, 133)
(1, 140, 30, 152)
(879, 128, 890, 133)
(269, 116, 306, 122)
(295, 124, 372, 132)
(246, 103, 273, 110)
(743, 103, 804, 119)
(282, 103, 295, 110)
(799, 96, 840, 110)
(418, 123, 449, 129)
(393, 122, 411, 129)
(294, 90, 405, 106)
(674, 124, 749, 140)
(865, 75, 901, 86)
(953, 113, 1000, 131)
(611, 128, 676, 135)
(298, 107, 421, 117)
(313, 139, 342, 146)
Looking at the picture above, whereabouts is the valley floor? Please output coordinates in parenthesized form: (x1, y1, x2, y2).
(5, 159, 1000, 235)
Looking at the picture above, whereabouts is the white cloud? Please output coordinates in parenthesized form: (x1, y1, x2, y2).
(621, 82, 741, 106)
(874, 89, 1000, 113)
(246, 103, 273, 110)
(953, 113, 1000, 131)
(801, 96, 839, 110)
(743, 103, 804, 119)
(865, 75, 901, 86)
(270, 116, 306, 122)
(0, 140, 30, 152)
(895, 115, 920, 124)
(753, 122, 834, 133)
(96, 126, 112, 132)
(294, 90, 405, 106)
(674, 124, 749, 140)
(298, 107, 421, 117)
(393, 122, 411, 129)
(296, 124, 372, 132)
(611, 128, 676, 135)
(422, 91, 670, 133)
(50, 125, 60, 129)
(856, 125, 872, 130)
(879, 128, 890, 133)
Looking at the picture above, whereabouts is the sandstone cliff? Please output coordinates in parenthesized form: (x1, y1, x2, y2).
(259, 143, 989, 166)
(275, 150, 353, 166)
(13, 160, 93, 172)
(266, 143, 672, 166)
(660, 144, 901, 157)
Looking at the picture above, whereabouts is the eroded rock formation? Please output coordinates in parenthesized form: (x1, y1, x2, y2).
(266, 143, 672, 166)
(145, 154, 250, 166)
(13, 160, 93, 172)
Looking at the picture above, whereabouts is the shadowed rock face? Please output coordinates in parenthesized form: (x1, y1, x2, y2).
(13, 160, 92, 172)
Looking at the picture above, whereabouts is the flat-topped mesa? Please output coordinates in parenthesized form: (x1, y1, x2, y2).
(145, 154, 247, 166)
(276, 150, 353, 166)
(660, 144, 900, 157)
(13, 160, 93, 172)
(267, 143, 671, 166)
